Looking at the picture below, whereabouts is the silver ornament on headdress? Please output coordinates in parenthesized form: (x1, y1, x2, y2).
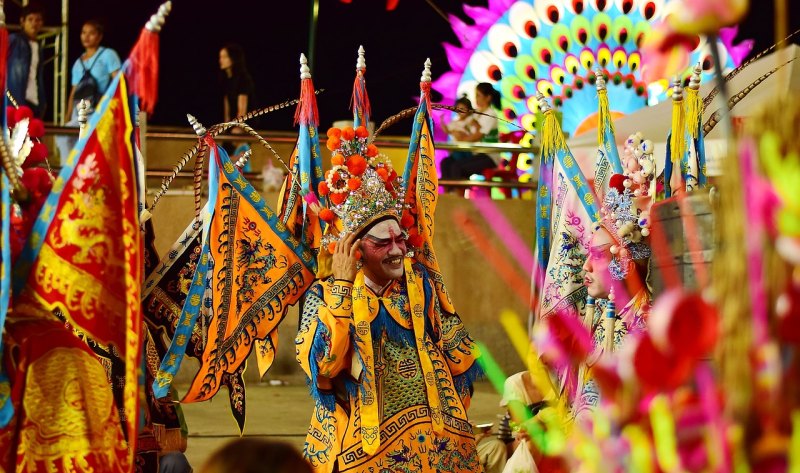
(332, 167, 405, 235)
(601, 187, 651, 280)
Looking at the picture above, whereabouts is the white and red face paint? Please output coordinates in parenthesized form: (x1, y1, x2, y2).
(360, 219, 407, 286)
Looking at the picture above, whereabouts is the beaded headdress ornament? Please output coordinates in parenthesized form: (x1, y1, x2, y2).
(313, 47, 411, 252)
(596, 133, 655, 280)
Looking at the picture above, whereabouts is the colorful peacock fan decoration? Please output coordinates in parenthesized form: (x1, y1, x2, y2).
(433, 0, 752, 142)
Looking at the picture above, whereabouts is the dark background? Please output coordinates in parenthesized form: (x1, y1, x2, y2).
(8, 0, 799, 132)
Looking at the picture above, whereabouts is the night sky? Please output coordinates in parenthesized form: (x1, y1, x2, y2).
(11, 0, 799, 132)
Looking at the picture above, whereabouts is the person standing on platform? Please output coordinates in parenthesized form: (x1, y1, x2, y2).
(64, 19, 122, 121)
(7, 3, 47, 116)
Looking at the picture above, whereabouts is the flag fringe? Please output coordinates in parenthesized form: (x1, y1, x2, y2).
(294, 78, 320, 127)
(542, 110, 568, 160)
(670, 99, 686, 164)
(685, 88, 703, 139)
(597, 89, 614, 147)
(351, 72, 371, 126)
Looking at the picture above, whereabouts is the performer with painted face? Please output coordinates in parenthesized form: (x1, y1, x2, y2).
(575, 134, 655, 416)
(295, 54, 481, 473)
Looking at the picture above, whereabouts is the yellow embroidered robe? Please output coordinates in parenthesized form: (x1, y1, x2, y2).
(296, 259, 482, 473)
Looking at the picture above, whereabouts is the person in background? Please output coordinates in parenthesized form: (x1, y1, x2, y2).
(219, 42, 255, 123)
(7, 3, 47, 116)
(439, 82, 501, 182)
(199, 438, 311, 473)
(474, 422, 508, 473)
(218, 42, 256, 162)
(64, 19, 121, 121)
(441, 95, 480, 166)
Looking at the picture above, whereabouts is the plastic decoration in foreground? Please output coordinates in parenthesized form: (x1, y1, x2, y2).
(433, 0, 752, 140)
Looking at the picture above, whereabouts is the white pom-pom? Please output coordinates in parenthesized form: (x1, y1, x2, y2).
(641, 227, 650, 237)
(610, 245, 619, 255)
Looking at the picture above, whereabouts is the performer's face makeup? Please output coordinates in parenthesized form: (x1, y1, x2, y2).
(583, 227, 614, 299)
(219, 48, 232, 71)
(361, 219, 407, 286)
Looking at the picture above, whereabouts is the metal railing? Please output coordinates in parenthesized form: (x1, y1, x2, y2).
(45, 124, 539, 193)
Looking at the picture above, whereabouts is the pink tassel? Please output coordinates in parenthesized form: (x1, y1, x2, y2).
(304, 191, 322, 214)
(128, 29, 160, 114)
(294, 78, 319, 126)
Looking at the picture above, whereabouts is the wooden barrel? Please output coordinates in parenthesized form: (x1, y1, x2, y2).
(649, 188, 716, 297)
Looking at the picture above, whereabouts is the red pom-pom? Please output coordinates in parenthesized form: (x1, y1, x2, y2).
(21, 167, 54, 203)
(28, 118, 45, 138)
(331, 154, 345, 166)
(23, 142, 48, 167)
(330, 192, 347, 205)
(326, 137, 342, 151)
(407, 234, 424, 248)
(341, 126, 355, 140)
(546, 312, 593, 363)
(400, 212, 414, 229)
(365, 144, 379, 158)
(376, 167, 389, 182)
(347, 178, 362, 190)
(16, 106, 33, 121)
(326, 127, 341, 139)
(609, 173, 626, 193)
(318, 181, 330, 196)
(319, 208, 335, 222)
(6, 106, 17, 128)
(633, 335, 694, 391)
(355, 125, 369, 139)
(667, 293, 718, 358)
(346, 155, 367, 176)
(327, 241, 337, 254)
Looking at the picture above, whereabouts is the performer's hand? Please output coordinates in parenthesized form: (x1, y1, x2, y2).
(332, 232, 361, 282)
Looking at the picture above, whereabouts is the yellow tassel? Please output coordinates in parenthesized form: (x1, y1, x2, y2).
(541, 109, 568, 160)
(685, 88, 703, 139)
(597, 89, 614, 147)
(670, 99, 687, 164)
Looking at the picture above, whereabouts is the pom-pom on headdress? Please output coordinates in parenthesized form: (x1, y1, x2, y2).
(316, 47, 408, 252)
(596, 134, 656, 280)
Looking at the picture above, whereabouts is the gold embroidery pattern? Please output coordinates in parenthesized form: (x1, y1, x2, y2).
(19, 347, 128, 472)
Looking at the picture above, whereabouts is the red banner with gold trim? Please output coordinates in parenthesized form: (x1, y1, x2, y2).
(12, 74, 142, 454)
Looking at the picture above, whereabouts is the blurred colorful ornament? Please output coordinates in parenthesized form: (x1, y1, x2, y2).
(433, 0, 751, 138)
(666, 0, 748, 35)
